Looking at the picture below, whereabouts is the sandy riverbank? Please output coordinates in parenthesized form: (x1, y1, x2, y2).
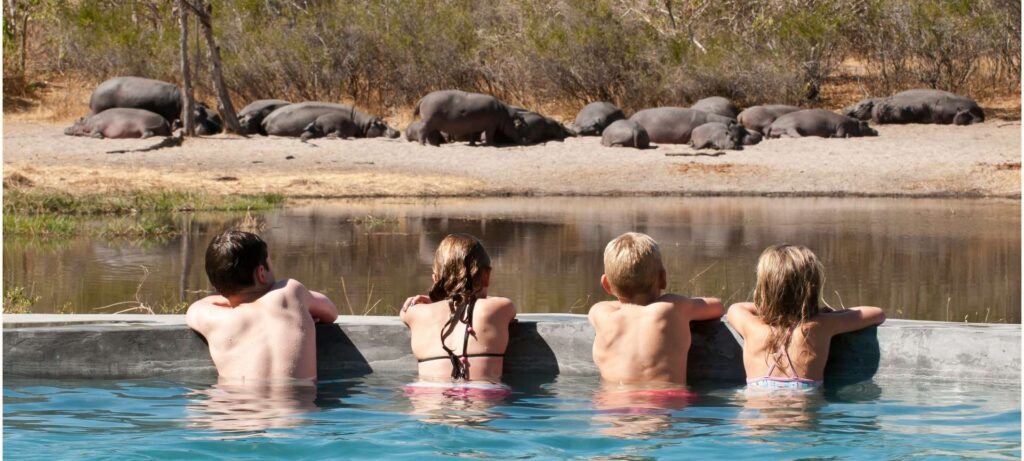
(2, 120, 1020, 198)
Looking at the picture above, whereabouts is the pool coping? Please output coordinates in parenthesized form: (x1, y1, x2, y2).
(2, 314, 1020, 385)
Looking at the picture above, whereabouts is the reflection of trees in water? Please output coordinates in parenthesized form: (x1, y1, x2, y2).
(4, 198, 1019, 321)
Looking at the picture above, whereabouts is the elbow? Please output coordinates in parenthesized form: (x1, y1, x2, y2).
(875, 308, 887, 325)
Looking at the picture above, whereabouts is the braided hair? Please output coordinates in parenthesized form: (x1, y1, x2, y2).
(428, 234, 492, 380)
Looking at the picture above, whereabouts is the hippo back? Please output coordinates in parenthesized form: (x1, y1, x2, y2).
(262, 102, 355, 137)
(90, 77, 183, 124)
(691, 97, 740, 119)
(238, 99, 291, 135)
(630, 107, 728, 144)
(737, 105, 801, 134)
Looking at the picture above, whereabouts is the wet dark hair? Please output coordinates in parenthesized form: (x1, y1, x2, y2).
(428, 234, 492, 380)
(204, 230, 269, 296)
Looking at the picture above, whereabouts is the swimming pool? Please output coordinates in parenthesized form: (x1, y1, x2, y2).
(5, 374, 1019, 460)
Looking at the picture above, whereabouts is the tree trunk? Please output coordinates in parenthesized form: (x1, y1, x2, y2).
(19, 11, 28, 75)
(178, 0, 195, 136)
(186, 0, 243, 135)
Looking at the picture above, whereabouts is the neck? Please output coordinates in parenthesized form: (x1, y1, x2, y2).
(617, 290, 660, 306)
(225, 285, 271, 307)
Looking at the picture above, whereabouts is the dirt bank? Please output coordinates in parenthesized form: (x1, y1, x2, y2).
(2, 121, 1020, 198)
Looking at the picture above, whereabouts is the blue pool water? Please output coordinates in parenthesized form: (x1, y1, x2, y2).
(4, 374, 1020, 460)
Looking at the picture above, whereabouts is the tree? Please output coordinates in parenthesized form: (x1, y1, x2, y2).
(181, 0, 242, 134)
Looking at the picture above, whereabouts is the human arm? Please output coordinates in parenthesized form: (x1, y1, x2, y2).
(725, 302, 759, 338)
(688, 296, 725, 321)
(819, 306, 886, 336)
(305, 289, 338, 324)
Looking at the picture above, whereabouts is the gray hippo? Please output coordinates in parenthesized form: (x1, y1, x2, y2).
(766, 109, 878, 138)
(64, 108, 171, 139)
(237, 99, 291, 135)
(507, 108, 574, 144)
(691, 97, 740, 118)
(262, 102, 399, 139)
(414, 90, 524, 146)
(689, 122, 752, 150)
(194, 102, 223, 135)
(844, 89, 984, 125)
(600, 119, 649, 149)
(737, 104, 802, 134)
(90, 76, 182, 124)
(571, 102, 625, 136)
(628, 107, 734, 144)
(300, 112, 360, 141)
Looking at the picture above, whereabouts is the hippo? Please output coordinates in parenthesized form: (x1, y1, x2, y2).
(571, 101, 625, 136)
(262, 102, 399, 139)
(90, 76, 182, 124)
(600, 119, 649, 149)
(844, 89, 985, 125)
(736, 104, 802, 134)
(689, 122, 748, 150)
(691, 97, 740, 119)
(628, 107, 735, 144)
(505, 108, 574, 144)
(237, 99, 291, 135)
(194, 102, 223, 135)
(414, 90, 524, 146)
(300, 112, 361, 141)
(64, 108, 171, 139)
(766, 109, 878, 138)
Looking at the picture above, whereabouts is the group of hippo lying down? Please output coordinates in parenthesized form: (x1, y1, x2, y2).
(66, 76, 986, 151)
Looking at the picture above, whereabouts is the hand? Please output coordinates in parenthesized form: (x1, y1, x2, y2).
(402, 295, 432, 313)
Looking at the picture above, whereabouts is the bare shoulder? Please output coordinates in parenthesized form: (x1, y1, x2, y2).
(477, 296, 516, 318)
(588, 300, 621, 317)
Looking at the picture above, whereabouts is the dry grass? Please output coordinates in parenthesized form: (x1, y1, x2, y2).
(3, 76, 97, 124)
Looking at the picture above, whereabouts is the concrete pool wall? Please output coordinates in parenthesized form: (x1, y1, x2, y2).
(3, 314, 1020, 385)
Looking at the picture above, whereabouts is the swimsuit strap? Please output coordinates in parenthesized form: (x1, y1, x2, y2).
(417, 352, 505, 363)
(767, 325, 801, 379)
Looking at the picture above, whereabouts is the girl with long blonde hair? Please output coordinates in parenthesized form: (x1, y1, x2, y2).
(727, 245, 885, 389)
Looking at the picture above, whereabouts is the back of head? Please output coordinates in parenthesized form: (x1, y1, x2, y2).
(429, 233, 491, 306)
(603, 232, 664, 298)
(753, 244, 824, 346)
(205, 230, 269, 296)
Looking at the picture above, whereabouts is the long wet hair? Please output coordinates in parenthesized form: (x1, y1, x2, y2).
(753, 244, 824, 373)
(428, 234, 492, 380)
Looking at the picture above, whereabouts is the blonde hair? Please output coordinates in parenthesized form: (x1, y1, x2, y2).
(753, 244, 824, 371)
(603, 232, 664, 297)
(427, 233, 492, 380)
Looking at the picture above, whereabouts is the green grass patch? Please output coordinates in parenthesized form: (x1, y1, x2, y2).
(97, 217, 180, 239)
(3, 214, 79, 238)
(3, 190, 285, 216)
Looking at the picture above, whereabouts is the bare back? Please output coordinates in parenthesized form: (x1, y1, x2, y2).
(401, 296, 516, 383)
(727, 302, 886, 382)
(589, 295, 715, 385)
(186, 279, 320, 382)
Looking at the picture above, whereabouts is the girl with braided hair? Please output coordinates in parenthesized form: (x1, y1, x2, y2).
(400, 234, 517, 395)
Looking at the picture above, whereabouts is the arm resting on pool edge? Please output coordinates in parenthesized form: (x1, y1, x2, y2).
(819, 307, 886, 336)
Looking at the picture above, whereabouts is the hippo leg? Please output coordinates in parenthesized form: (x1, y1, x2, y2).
(141, 130, 154, 139)
(420, 129, 442, 146)
(90, 130, 105, 139)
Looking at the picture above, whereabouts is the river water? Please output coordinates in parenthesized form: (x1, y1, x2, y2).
(3, 197, 1019, 322)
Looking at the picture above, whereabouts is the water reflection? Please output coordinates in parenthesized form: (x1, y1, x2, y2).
(4, 197, 1019, 322)
(187, 381, 318, 436)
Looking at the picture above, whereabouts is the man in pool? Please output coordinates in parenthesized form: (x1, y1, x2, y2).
(186, 230, 338, 382)
(589, 232, 724, 389)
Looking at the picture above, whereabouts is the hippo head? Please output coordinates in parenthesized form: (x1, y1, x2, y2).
(365, 118, 399, 138)
(722, 123, 745, 150)
(64, 116, 89, 136)
(843, 99, 878, 121)
(953, 108, 980, 126)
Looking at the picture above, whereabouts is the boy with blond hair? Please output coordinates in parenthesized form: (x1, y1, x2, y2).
(588, 232, 724, 387)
